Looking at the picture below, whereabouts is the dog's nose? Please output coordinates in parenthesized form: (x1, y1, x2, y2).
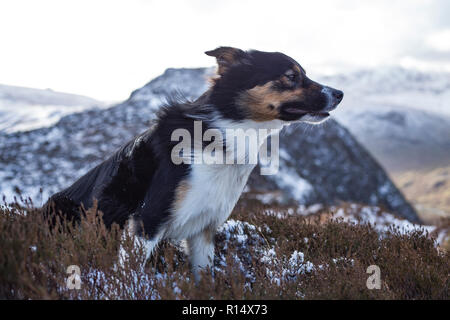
(333, 89, 344, 102)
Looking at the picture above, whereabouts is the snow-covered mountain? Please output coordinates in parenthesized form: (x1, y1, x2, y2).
(0, 84, 106, 133)
(0, 67, 419, 222)
(319, 67, 450, 172)
(320, 66, 450, 115)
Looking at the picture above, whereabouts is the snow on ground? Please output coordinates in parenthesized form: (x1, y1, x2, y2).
(304, 203, 449, 247)
(218, 204, 446, 290)
(331, 204, 436, 235)
(52, 202, 447, 299)
(259, 202, 446, 247)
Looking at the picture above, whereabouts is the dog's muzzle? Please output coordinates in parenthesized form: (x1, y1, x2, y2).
(321, 86, 344, 112)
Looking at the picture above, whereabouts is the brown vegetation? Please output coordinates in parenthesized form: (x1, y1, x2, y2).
(0, 199, 448, 300)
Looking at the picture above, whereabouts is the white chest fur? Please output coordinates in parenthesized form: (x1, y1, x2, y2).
(166, 162, 255, 240)
(164, 118, 287, 241)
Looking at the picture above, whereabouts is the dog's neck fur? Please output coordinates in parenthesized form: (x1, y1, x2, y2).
(163, 90, 286, 165)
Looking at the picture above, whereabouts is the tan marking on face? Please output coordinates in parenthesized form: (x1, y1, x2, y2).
(280, 71, 294, 87)
(237, 81, 305, 122)
(173, 180, 191, 211)
(293, 65, 301, 73)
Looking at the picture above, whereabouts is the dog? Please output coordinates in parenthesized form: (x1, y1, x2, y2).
(44, 47, 343, 280)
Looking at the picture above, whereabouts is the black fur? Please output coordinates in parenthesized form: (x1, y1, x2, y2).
(44, 130, 158, 229)
(44, 95, 217, 238)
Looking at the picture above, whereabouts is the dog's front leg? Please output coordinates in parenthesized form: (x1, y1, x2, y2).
(118, 235, 161, 272)
(187, 228, 215, 283)
(118, 216, 163, 272)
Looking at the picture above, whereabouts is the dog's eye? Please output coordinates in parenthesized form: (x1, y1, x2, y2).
(285, 71, 297, 82)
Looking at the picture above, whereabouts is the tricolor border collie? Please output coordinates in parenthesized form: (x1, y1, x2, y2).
(45, 47, 343, 280)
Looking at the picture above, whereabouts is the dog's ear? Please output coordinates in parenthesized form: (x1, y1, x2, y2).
(205, 47, 248, 76)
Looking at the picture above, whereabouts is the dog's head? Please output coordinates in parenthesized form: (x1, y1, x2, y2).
(206, 47, 343, 124)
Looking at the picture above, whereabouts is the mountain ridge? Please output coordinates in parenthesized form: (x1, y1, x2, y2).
(0, 83, 105, 133)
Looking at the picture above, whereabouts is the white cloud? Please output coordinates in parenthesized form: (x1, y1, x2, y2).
(0, 0, 449, 101)
(426, 29, 450, 52)
(400, 56, 450, 73)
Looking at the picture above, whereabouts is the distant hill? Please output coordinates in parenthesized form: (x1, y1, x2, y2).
(0, 84, 105, 133)
(392, 166, 450, 224)
(320, 67, 450, 173)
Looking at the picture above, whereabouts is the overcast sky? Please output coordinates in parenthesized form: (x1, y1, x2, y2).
(1, 0, 449, 101)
